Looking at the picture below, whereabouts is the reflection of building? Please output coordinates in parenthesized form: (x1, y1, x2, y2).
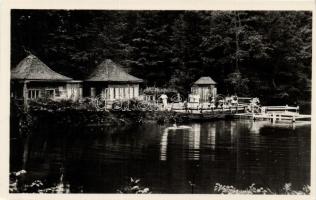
(160, 128, 169, 161)
(190, 76, 217, 103)
(160, 124, 201, 161)
(11, 54, 82, 101)
(206, 123, 216, 150)
(84, 59, 143, 101)
(188, 124, 201, 160)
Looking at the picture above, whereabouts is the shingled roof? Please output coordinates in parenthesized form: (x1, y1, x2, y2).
(193, 76, 216, 85)
(86, 59, 143, 83)
(11, 54, 72, 81)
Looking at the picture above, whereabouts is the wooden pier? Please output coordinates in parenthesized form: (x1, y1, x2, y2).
(171, 104, 311, 122)
(235, 112, 311, 121)
(235, 105, 311, 122)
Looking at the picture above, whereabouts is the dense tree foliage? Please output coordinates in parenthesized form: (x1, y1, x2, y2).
(11, 10, 311, 105)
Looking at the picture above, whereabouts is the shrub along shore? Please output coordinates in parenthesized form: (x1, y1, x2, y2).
(10, 99, 178, 137)
(11, 98, 237, 137)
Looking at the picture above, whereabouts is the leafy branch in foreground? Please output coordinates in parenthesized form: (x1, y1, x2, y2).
(214, 183, 310, 195)
(117, 177, 151, 194)
(10, 170, 71, 193)
(9, 170, 309, 195)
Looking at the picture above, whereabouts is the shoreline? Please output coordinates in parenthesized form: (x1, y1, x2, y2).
(10, 98, 311, 138)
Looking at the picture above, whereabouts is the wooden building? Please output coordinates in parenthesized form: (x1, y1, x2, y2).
(190, 76, 217, 103)
(84, 59, 143, 101)
(11, 54, 82, 101)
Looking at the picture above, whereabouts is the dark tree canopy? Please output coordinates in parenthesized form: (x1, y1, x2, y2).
(11, 10, 312, 106)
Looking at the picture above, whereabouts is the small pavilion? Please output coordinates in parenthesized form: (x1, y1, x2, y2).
(190, 76, 217, 103)
(84, 59, 143, 101)
(11, 54, 82, 102)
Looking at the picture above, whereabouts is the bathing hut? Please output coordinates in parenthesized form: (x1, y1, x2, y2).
(190, 76, 217, 103)
(11, 54, 82, 101)
(84, 59, 143, 101)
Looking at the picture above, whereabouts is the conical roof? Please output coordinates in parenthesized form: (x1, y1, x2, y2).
(193, 76, 216, 85)
(11, 54, 72, 81)
(86, 59, 143, 83)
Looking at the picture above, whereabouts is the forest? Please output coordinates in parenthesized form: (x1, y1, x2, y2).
(11, 10, 312, 106)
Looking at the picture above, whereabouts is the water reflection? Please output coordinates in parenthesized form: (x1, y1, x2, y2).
(159, 128, 168, 161)
(160, 120, 311, 162)
(207, 123, 216, 150)
(188, 124, 201, 160)
(248, 120, 310, 134)
(160, 124, 201, 161)
(10, 120, 311, 193)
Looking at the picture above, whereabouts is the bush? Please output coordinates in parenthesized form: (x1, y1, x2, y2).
(214, 183, 310, 195)
(117, 178, 151, 194)
(28, 98, 98, 111)
(10, 170, 70, 193)
(112, 98, 159, 111)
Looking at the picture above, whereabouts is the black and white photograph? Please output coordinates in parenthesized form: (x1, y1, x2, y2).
(1, 0, 314, 198)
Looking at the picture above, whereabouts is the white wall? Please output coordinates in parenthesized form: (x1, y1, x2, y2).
(107, 84, 140, 100)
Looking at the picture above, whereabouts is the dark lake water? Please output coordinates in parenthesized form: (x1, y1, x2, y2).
(10, 120, 311, 193)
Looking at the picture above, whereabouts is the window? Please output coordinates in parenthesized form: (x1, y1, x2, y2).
(109, 87, 114, 99)
(125, 87, 129, 99)
(134, 87, 139, 97)
(130, 87, 134, 98)
(55, 88, 60, 97)
(45, 89, 55, 99)
(28, 89, 40, 99)
(119, 88, 124, 99)
(115, 88, 119, 99)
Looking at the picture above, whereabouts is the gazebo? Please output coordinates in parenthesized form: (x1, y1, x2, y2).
(11, 54, 82, 101)
(190, 76, 217, 103)
(84, 59, 143, 101)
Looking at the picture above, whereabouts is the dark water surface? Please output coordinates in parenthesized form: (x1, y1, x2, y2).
(10, 120, 311, 193)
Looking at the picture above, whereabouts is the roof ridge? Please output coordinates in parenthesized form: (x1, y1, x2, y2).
(11, 54, 72, 81)
(194, 76, 216, 85)
(86, 59, 143, 83)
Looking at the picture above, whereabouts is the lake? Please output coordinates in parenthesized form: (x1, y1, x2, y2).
(10, 119, 311, 193)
